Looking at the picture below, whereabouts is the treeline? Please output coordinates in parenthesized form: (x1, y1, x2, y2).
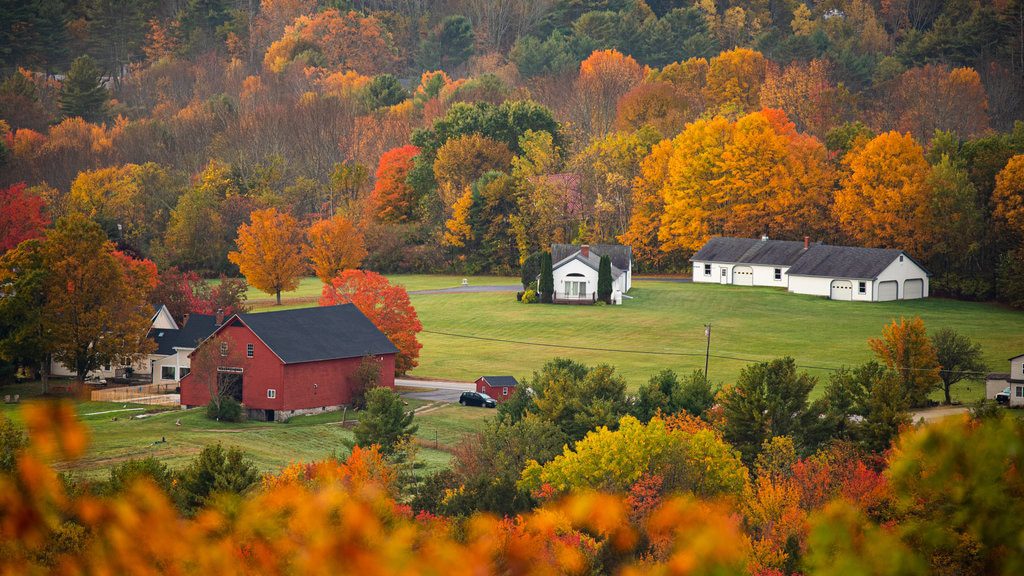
(1, 1, 1023, 305)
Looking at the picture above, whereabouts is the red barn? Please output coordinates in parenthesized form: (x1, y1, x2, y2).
(474, 375, 519, 402)
(180, 304, 397, 421)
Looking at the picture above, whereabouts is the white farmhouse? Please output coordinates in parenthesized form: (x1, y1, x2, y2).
(986, 354, 1024, 407)
(550, 244, 632, 303)
(691, 236, 930, 301)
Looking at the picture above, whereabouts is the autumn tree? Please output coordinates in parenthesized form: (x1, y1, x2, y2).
(526, 358, 631, 442)
(703, 48, 767, 115)
(760, 59, 852, 138)
(305, 215, 366, 284)
(576, 50, 646, 136)
(868, 317, 941, 407)
(619, 139, 676, 269)
(433, 134, 513, 210)
(59, 55, 109, 122)
(164, 161, 235, 272)
(992, 154, 1024, 251)
(263, 9, 399, 75)
(932, 328, 986, 406)
(0, 183, 48, 253)
(229, 208, 305, 306)
(369, 145, 420, 223)
(833, 131, 938, 259)
(881, 64, 990, 140)
(319, 270, 422, 374)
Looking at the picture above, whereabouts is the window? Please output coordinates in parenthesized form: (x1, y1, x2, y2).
(246, 343, 254, 358)
(774, 268, 781, 281)
(161, 366, 176, 380)
(179, 367, 190, 378)
(503, 387, 509, 396)
(267, 389, 276, 399)
(704, 263, 711, 276)
(899, 255, 904, 262)
(220, 342, 228, 357)
(1015, 386, 1023, 399)
(564, 280, 587, 297)
(858, 281, 866, 294)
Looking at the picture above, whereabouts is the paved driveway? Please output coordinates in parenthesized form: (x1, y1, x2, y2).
(396, 378, 474, 403)
(408, 284, 521, 295)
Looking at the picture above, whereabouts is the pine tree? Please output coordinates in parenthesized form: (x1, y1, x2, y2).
(59, 55, 109, 122)
(539, 251, 553, 303)
(597, 254, 613, 302)
(353, 387, 417, 455)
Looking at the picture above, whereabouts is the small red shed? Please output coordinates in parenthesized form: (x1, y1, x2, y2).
(180, 304, 398, 421)
(474, 375, 519, 402)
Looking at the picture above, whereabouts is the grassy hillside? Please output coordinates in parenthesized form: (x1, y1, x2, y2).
(407, 280, 1023, 401)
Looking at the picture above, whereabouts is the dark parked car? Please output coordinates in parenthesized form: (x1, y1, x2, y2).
(459, 391, 496, 408)
(996, 386, 1011, 405)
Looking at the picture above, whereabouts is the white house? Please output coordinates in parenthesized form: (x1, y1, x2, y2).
(691, 236, 930, 301)
(550, 244, 632, 303)
(49, 305, 220, 383)
(986, 354, 1024, 407)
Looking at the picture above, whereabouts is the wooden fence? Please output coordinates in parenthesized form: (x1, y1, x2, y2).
(90, 383, 180, 406)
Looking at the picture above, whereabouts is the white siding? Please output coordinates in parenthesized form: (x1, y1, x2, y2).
(552, 259, 599, 300)
(786, 275, 833, 297)
(151, 349, 194, 384)
(692, 262, 789, 287)
(1012, 356, 1024, 381)
(874, 256, 929, 300)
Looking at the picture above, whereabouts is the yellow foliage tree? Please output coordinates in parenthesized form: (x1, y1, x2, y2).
(868, 316, 940, 407)
(229, 208, 305, 305)
(704, 48, 767, 114)
(304, 214, 367, 283)
(992, 154, 1024, 249)
(433, 134, 512, 210)
(442, 187, 475, 248)
(833, 131, 938, 258)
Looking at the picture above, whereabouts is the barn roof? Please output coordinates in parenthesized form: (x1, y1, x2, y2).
(479, 375, 519, 388)
(149, 314, 219, 356)
(691, 237, 929, 279)
(552, 244, 632, 271)
(233, 304, 398, 364)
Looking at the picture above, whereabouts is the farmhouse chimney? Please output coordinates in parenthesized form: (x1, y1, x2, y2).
(215, 308, 224, 326)
(581, 244, 590, 258)
(182, 312, 190, 327)
(803, 236, 810, 250)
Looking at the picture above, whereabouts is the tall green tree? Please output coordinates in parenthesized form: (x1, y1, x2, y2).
(529, 358, 629, 441)
(597, 254, 612, 302)
(719, 357, 823, 463)
(634, 369, 714, 422)
(932, 328, 986, 405)
(59, 55, 108, 122)
(174, 444, 259, 515)
(539, 251, 553, 303)
(353, 387, 417, 455)
(361, 74, 408, 110)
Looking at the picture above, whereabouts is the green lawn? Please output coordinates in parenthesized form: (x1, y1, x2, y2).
(406, 280, 1024, 402)
(243, 275, 519, 309)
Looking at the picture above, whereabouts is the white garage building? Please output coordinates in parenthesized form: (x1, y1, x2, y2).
(691, 236, 930, 301)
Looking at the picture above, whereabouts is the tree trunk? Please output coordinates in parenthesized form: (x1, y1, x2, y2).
(40, 357, 49, 395)
(276, 289, 281, 306)
(943, 381, 952, 405)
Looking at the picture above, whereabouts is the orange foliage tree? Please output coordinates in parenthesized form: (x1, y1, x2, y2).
(868, 316, 940, 407)
(833, 131, 938, 258)
(319, 270, 422, 374)
(618, 139, 676, 269)
(0, 183, 48, 253)
(658, 110, 835, 253)
(760, 59, 852, 139)
(704, 48, 767, 115)
(881, 64, 990, 140)
(263, 9, 399, 75)
(992, 154, 1024, 250)
(228, 208, 306, 305)
(369, 145, 420, 223)
(576, 49, 647, 135)
(304, 214, 367, 283)
(433, 134, 513, 210)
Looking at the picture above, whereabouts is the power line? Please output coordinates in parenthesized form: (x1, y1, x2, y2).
(419, 329, 991, 376)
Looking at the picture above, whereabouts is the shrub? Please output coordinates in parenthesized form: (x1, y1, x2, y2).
(353, 387, 417, 455)
(522, 289, 538, 304)
(0, 416, 27, 473)
(106, 457, 175, 496)
(175, 443, 260, 514)
(207, 396, 243, 422)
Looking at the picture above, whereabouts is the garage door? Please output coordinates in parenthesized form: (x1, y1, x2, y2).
(733, 266, 754, 286)
(877, 281, 898, 301)
(904, 278, 924, 299)
(830, 280, 853, 301)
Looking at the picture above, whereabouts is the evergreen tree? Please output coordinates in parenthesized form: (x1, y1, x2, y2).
(362, 74, 408, 110)
(353, 387, 417, 455)
(437, 15, 474, 71)
(597, 254, 612, 302)
(174, 444, 259, 514)
(539, 251, 553, 303)
(59, 55, 108, 122)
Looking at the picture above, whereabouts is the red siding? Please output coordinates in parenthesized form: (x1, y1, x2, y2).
(474, 377, 515, 403)
(180, 320, 396, 411)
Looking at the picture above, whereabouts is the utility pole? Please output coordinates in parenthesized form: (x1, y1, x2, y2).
(704, 323, 711, 379)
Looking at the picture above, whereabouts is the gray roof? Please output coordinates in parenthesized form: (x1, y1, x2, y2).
(552, 244, 632, 271)
(552, 249, 624, 279)
(149, 314, 219, 356)
(692, 237, 929, 280)
(232, 304, 398, 364)
(479, 376, 519, 387)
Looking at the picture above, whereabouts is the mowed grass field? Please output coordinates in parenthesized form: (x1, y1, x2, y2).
(406, 281, 1023, 402)
(0, 383, 486, 478)
(244, 275, 519, 309)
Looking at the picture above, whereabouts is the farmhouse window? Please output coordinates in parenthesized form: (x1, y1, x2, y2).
(220, 342, 228, 356)
(503, 387, 509, 396)
(179, 367, 190, 378)
(858, 282, 866, 294)
(564, 280, 586, 297)
(161, 366, 176, 380)
(1015, 386, 1023, 398)
(704, 264, 711, 276)
(774, 268, 781, 281)
(246, 343, 254, 358)
(267, 389, 276, 399)
(899, 255, 904, 262)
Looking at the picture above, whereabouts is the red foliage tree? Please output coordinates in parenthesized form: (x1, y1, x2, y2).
(368, 145, 420, 223)
(319, 269, 422, 374)
(0, 183, 48, 253)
